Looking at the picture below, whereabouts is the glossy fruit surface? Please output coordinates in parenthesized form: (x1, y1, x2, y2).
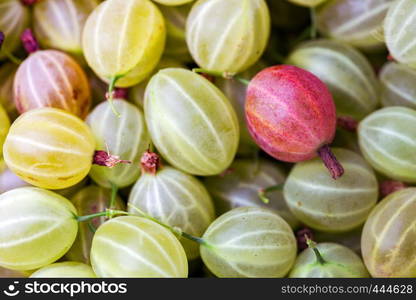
(200, 207, 297, 278)
(204, 158, 299, 228)
(288, 0, 327, 7)
(245, 65, 336, 163)
(0, 63, 18, 119)
(284, 148, 378, 232)
(90, 216, 188, 277)
(0, 187, 78, 270)
(317, 0, 393, 50)
(186, 0, 270, 73)
(289, 242, 369, 278)
(87, 100, 150, 188)
(33, 0, 98, 58)
(358, 107, 416, 182)
(129, 165, 215, 260)
(82, 0, 166, 87)
(153, 0, 193, 5)
(144, 68, 239, 176)
(13, 50, 91, 118)
(30, 261, 96, 278)
(286, 39, 379, 120)
(3, 108, 96, 189)
(0, 104, 10, 156)
(362, 188, 416, 277)
(65, 185, 125, 264)
(385, 0, 416, 68)
(314, 227, 362, 255)
(380, 62, 416, 109)
(0, 0, 30, 60)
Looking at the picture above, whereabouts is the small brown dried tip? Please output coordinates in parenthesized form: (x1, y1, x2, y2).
(105, 88, 128, 100)
(0, 32, 4, 50)
(140, 150, 161, 175)
(380, 180, 407, 198)
(337, 116, 358, 132)
(296, 227, 314, 251)
(318, 145, 344, 180)
(21, 29, 39, 54)
(93, 150, 131, 168)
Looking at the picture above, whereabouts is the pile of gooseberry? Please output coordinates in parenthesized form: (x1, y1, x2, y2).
(0, 0, 416, 279)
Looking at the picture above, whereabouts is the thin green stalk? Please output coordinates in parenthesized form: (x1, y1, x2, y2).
(4, 51, 22, 65)
(75, 209, 128, 222)
(107, 75, 122, 117)
(306, 238, 326, 265)
(192, 68, 250, 86)
(258, 183, 284, 204)
(87, 222, 97, 233)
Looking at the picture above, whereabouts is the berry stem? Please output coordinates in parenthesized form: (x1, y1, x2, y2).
(108, 182, 119, 218)
(317, 145, 344, 180)
(106, 75, 123, 117)
(87, 222, 97, 233)
(92, 150, 131, 168)
(337, 116, 358, 132)
(192, 68, 250, 86)
(296, 227, 314, 251)
(140, 150, 161, 175)
(258, 183, 284, 204)
(21, 29, 39, 54)
(75, 209, 128, 222)
(306, 238, 326, 265)
(128, 203, 211, 247)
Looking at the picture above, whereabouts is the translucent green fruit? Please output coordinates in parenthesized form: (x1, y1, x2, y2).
(204, 158, 299, 229)
(65, 185, 125, 264)
(30, 262, 96, 278)
(0, 187, 78, 271)
(289, 242, 369, 278)
(286, 39, 379, 120)
(200, 207, 297, 278)
(144, 68, 239, 176)
(362, 188, 416, 277)
(284, 148, 378, 232)
(128, 165, 215, 260)
(317, 0, 393, 50)
(186, 0, 270, 74)
(82, 0, 166, 87)
(86, 100, 150, 188)
(358, 107, 416, 182)
(380, 62, 416, 109)
(90, 216, 188, 277)
(385, 0, 416, 68)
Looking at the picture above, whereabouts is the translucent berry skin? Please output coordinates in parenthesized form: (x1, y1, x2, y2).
(13, 50, 91, 118)
(65, 185, 125, 264)
(82, 0, 166, 87)
(3, 108, 96, 189)
(0, 104, 10, 157)
(289, 243, 369, 278)
(200, 207, 297, 278)
(0, 0, 30, 60)
(358, 107, 416, 183)
(153, 0, 193, 5)
(245, 65, 336, 163)
(144, 68, 239, 176)
(362, 188, 416, 277)
(186, 0, 270, 74)
(385, 0, 416, 68)
(286, 39, 379, 120)
(30, 262, 96, 278)
(284, 148, 378, 232)
(90, 216, 188, 278)
(128, 166, 215, 260)
(33, 0, 98, 59)
(204, 158, 299, 229)
(0, 63, 19, 120)
(86, 100, 150, 188)
(0, 187, 78, 271)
